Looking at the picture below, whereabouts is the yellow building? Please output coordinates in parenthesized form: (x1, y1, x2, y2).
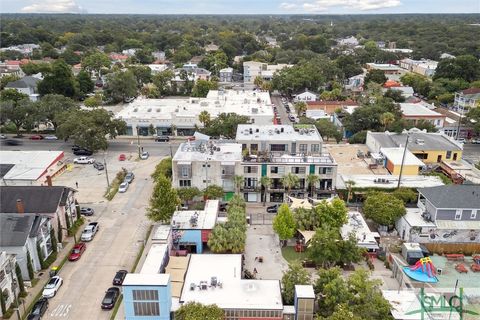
(380, 147, 424, 175)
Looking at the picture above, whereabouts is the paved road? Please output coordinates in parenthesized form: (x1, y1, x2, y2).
(42, 155, 159, 320)
(462, 143, 480, 166)
(271, 94, 292, 125)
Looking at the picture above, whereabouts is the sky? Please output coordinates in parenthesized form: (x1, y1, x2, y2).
(1, 0, 479, 14)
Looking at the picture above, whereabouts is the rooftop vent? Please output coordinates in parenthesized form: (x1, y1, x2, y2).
(147, 108, 152, 112)
(133, 108, 138, 112)
(156, 108, 160, 112)
(281, 127, 284, 133)
(415, 139, 425, 145)
(190, 283, 196, 291)
(200, 281, 208, 290)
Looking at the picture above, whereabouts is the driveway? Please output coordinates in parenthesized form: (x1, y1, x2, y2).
(42, 156, 160, 320)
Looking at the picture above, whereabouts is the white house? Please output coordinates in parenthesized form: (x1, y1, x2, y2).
(4, 76, 41, 101)
(294, 90, 318, 102)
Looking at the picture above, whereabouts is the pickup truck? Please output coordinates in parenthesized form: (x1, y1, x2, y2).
(81, 222, 99, 242)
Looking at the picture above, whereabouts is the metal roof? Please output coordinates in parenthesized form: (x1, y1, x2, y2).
(418, 185, 480, 209)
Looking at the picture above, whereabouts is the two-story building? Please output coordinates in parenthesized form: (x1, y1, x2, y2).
(396, 185, 480, 251)
(399, 103, 446, 129)
(453, 88, 480, 112)
(0, 252, 20, 318)
(237, 124, 337, 202)
(4, 76, 41, 101)
(243, 61, 292, 84)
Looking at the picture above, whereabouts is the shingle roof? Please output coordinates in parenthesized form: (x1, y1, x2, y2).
(418, 185, 480, 209)
(0, 214, 35, 246)
(5, 76, 40, 89)
(0, 186, 74, 214)
(369, 131, 462, 151)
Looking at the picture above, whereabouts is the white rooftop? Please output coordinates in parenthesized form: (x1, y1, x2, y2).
(180, 254, 283, 310)
(171, 200, 219, 230)
(173, 141, 242, 163)
(236, 124, 322, 142)
(400, 103, 444, 117)
(151, 224, 171, 242)
(341, 211, 379, 250)
(338, 174, 444, 189)
(0, 151, 64, 181)
(295, 285, 315, 299)
(367, 63, 400, 70)
(380, 147, 425, 166)
(140, 244, 169, 274)
(123, 273, 170, 286)
(402, 208, 436, 228)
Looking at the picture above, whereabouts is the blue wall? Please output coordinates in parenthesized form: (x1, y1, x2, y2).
(178, 229, 203, 254)
(123, 283, 171, 320)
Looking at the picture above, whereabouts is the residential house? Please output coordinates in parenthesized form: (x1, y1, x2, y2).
(0, 44, 40, 56)
(0, 186, 78, 279)
(122, 48, 138, 56)
(399, 103, 446, 128)
(336, 36, 359, 47)
(109, 53, 129, 64)
(399, 59, 438, 77)
(366, 129, 463, 164)
(440, 53, 456, 59)
(294, 90, 318, 102)
(0, 252, 20, 318)
(435, 108, 474, 139)
(344, 74, 364, 92)
(219, 67, 233, 82)
(237, 124, 337, 202)
(4, 76, 41, 101)
(382, 80, 414, 98)
(148, 64, 169, 74)
(306, 100, 358, 118)
(396, 185, 480, 248)
(243, 61, 292, 84)
(152, 51, 166, 61)
(453, 88, 480, 112)
(204, 44, 219, 52)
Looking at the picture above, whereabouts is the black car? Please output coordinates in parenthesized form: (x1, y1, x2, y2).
(93, 162, 105, 170)
(266, 204, 281, 213)
(155, 136, 170, 142)
(80, 207, 94, 216)
(27, 298, 49, 320)
(4, 138, 23, 146)
(219, 203, 229, 212)
(73, 148, 93, 156)
(112, 270, 128, 285)
(101, 287, 120, 310)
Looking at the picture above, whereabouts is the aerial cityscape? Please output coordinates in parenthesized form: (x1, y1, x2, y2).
(0, 1, 480, 320)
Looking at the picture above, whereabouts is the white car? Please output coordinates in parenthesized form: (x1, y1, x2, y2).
(73, 156, 95, 164)
(118, 181, 129, 193)
(42, 276, 63, 298)
(44, 135, 58, 140)
(140, 151, 149, 160)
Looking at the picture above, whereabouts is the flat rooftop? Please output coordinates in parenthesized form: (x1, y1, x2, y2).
(236, 124, 322, 142)
(180, 254, 283, 310)
(295, 285, 315, 299)
(173, 140, 242, 163)
(402, 208, 436, 228)
(151, 224, 171, 242)
(399, 103, 444, 117)
(140, 244, 169, 274)
(325, 144, 389, 175)
(338, 174, 444, 189)
(380, 147, 425, 166)
(341, 211, 379, 250)
(0, 151, 64, 181)
(367, 63, 400, 70)
(368, 130, 463, 151)
(171, 200, 219, 230)
(123, 273, 170, 286)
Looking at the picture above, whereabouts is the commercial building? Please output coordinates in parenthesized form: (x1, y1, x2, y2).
(399, 59, 438, 77)
(237, 124, 337, 202)
(366, 129, 463, 164)
(172, 140, 242, 194)
(243, 61, 292, 84)
(366, 63, 402, 75)
(116, 89, 274, 136)
(399, 103, 446, 128)
(341, 211, 379, 252)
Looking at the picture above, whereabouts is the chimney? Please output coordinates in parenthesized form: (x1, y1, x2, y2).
(16, 199, 25, 214)
(46, 175, 52, 187)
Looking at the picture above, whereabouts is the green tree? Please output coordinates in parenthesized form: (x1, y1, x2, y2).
(15, 262, 26, 295)
(192, 79, 218, 97)
(253, 75, 264, 88)
(199, 50, 229, 74)
(260, 176, 271, 206)
(0, 288, 5, 315)
(308, 226, 342, 268)
(76, 70, 94, 97)
(364, 69, 387, 85)
(434, 55, 480, 82)
(400, 72, 431, 97)
(200, 113, 250, 138)
(1, 99, 37, 136)
(380, 112, 396, 131)
(281, 173, 299, 201)
(129, 65, 153, 86)
(134, 48, 155, 64)
(306, 174, 319, 196)
(313, 198, 348, 229)
(294, 101, 307, 116)
(175, 302, 224, 320)
(198, 110, 211, 127)
(315, 267, 350, 317)
(60, 48, 81, 65)
(26, 250, 34, 280)
(104, 70, 138, 103)
(82, 51, 110, 77)
(57, 219, 63, 244)
(141, 83, 160, 98)
(21, 62, 52, 76)
(0, 88, 29, 103)
(273, 204, 296, 244)
(176, 187, 201, 206)
(38, 59, 77, 97)
(151, 157, 172, 180)
(37, 94, 77, 129)
(84, 94, 102, 108)
(50, 227, 58, 254)
(363, 192, 406, 226)
(147, 175, 180, 223)
(203, 185, 224, 199)
(152, 70, 175, 95)
(233, 175, 244, 194)
(281, 262, 310, 304)
(315, 119, 342, 143)
(384, 89, 406, 102)
(0, 74, 20, 90)
(466, 107, 480, 135)
(392, 188, 417, 204)
(344, 179, 356, 204)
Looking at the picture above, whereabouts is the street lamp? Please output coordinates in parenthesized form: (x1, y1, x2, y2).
(397, 133, 410, 189)
(136, 126, 142, 158)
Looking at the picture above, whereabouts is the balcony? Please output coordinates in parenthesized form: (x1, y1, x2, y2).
(241, 185, 260, 192)
(243, 153, 335, 164)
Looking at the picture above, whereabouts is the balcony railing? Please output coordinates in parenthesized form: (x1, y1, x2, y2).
(243, 153, 335, 164)
(241, 185, 260, 192)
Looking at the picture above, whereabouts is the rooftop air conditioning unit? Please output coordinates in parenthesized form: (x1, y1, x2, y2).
(190, 283, 196, 291)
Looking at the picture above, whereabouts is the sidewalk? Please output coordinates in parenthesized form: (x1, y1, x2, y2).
(17, 225, 85, 319)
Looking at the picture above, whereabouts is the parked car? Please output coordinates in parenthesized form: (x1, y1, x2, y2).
(68, 243, 86, 261)
(42, 276, 63, 298)
(101, 287, 121, 310)
(118, 154, 126, 161)
(118, 181, 129, 193)
(44, 135, 58, 140)
(140, 151, 149, 159)
(124, 172, 135, 184)
(471, 138, 480, 144)
(219, 202, 229, 212)
(456, 138, 466, 144)
(73, 156, 95, 164)
(73, 148, 93, 156)
(93, 161, 105, 170)
(3, 138, 23, 146)
(266, 204, 281, 213)
(112, 270, 128, 286)
(80, 207, 94, 216)
(81, 222, 99, 242)
(155, 136, 170, 142)
(288, 115, 296, 122)
(0, 134, 6, 139)
(27, 298, 49, 320)
(30, 134, 44, 140)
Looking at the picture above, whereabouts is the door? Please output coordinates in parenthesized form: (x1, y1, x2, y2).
(437, 155, 442, 162)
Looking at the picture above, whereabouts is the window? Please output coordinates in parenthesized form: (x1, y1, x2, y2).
(270, 166, 285, 174)
(319, 167, 333, 175)
(133, 290, 159, 300)
(472, 210, 477, 219)
(291, 167, 306, 174)
(133, 302, 160, 316)
(244, 166, 258, 174)
(180, 166, 190, 178)
(299, 144, 307, 153)
(250, 144, 258, 152)
(446, 151, 452, 159)
(270, 144, 287, 152)
(202, 164, 211, 168)
(455, 210, 462, 220)
(179, 180, 191, 187)
(311, 144, 320, 153)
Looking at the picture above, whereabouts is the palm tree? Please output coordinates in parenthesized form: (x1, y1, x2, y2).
(281, 173, 299, 202)
(380, 112, 395, 131)
(306, 174, 319, 198)
(233, 175, 244, 194)
(198, 110, 211, 127)
(345, 180, 356, 204)
(294, 102, 307, 116)
(260, 176, 272, 206)
(253, 75, 264, 88)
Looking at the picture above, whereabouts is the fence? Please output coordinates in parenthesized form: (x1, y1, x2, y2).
(423, 243, 480, 255)
(249, 212, 274, 225)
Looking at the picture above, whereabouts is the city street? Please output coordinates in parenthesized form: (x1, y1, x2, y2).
(462, 143, 480, 166)
(271, 94, 293, 125)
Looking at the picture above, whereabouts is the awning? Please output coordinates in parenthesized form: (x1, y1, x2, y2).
(298, 230, 316, 244)
(177, 161, 191, 165)
(289, 196, 313, 210)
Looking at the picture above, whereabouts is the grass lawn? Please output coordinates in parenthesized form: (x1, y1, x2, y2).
(281, 246, 308, 263)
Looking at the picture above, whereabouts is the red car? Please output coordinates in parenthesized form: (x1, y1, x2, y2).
(118, 154, 126, 161)
(68, 243, 86, 261)
(30, 135, 44, 140)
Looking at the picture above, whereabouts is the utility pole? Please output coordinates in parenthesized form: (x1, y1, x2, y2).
(104, 158, 110, 188)
(397, 134, 410, 189)
(136, 126, 141, 158)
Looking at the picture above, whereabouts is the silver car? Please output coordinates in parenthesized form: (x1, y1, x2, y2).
(118, 181, 129, 193)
